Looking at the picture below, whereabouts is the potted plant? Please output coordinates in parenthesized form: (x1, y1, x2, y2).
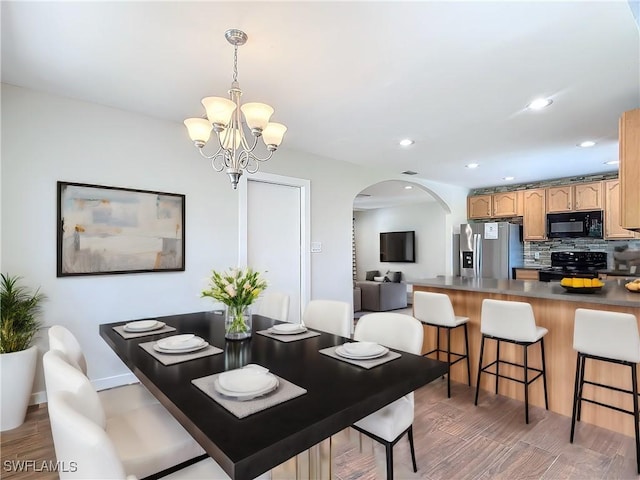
(202, 267, 267, 340)
(0, 273, 45, 431)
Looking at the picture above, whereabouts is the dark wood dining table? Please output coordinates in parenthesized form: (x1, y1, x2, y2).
(100, 311, 448, 480)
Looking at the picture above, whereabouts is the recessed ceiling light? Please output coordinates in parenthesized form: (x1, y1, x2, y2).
(399, 139, 414, 147)
(466, 163, 479, 169)
(604, 160, 619, 165)
(404, 185, 413, 190)
(503, 176, 515, 181)
(578, 140, 596, 148)
(527, 98, 553, 110)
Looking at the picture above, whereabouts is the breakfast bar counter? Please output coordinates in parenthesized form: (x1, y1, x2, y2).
(412, 277, 640, 437)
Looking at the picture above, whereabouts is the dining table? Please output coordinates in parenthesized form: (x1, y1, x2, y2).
(99, 311, 448, 480)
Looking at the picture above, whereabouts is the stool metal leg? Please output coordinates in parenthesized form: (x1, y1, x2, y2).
(464, 323, 471, 386)
(385, 442, 393, 480)
(570, 353, 582, 443)
(495, 339, 501, 395)
(540, 337, 549, 410)
(474, 335, 486, 406)
(447, 327, 452, 398)
(577, 354, 587, 421)
(632, 363, 640, 474)
(436, 327, 441, 362)
(524, 344, 529, 424)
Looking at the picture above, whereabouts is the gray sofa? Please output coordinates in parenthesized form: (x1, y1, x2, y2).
(355, 280, 407, 312)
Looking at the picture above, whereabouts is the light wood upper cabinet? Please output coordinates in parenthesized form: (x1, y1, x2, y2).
(604, 179, 640, 239)
(468, 195, 492, 219)
(523, 189, 546, 241)
(547, 186, 573, 213)
(574, 182, 603, 211)
(546, 182, 603, 213)
(492, 191, 520, 217)
(620, 108, 640, 230)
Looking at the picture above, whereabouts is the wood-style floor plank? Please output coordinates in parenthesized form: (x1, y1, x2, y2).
(3, 379, 640, 480)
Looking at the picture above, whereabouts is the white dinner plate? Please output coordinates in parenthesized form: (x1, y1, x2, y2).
(335, 345, 389, 360)
(153, 341, 209, 355)
(268, 324, 307, 335)
(156, 334, 202, 350)
(123, 320, 165, 332)
(341, 342, 387, 357)
(213, 377, 278, 401)
(218, 368, 276, 394)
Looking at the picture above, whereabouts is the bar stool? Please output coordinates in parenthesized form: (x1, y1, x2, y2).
(474, 299, 548, 423)
(413, 291, 471, 397)
(570, 308, 640, 474)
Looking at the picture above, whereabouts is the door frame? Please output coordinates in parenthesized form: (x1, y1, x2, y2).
(238, 172, 311, 321)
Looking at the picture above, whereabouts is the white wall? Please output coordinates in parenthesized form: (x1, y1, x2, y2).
(1, 84, 469, 402)
(354, 202, 447, 282)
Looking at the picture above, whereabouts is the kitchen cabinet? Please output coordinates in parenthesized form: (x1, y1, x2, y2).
(546, 182, 603, 213)
(468, 191, 522, 219)
(493, 191, 521, 217)
(619, 108, 640, 231)
(467, 195, 492, 219)
(604, 179, 640, 239)
(514, 268, 540, 280)
(523, 189, 546, 241)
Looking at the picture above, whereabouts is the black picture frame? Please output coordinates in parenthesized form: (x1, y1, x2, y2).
(57, 181, 185, 277)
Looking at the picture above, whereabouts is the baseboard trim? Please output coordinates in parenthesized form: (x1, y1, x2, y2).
(31, 372, 139, 405)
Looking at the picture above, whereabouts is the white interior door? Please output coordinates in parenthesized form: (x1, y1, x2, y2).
(239, 173, 310, 324)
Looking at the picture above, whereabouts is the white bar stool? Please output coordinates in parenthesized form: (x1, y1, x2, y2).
(413, 291, 471, 397)
(570, 308, 640, 474)
(474, 299, 549, 423)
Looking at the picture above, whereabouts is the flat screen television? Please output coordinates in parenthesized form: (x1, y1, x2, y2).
(379, 231, 415, 263)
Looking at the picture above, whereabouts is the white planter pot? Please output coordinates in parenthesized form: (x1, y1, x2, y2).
(0, 345, 38, 431)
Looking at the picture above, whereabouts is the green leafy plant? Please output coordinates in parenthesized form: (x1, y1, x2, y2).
(202, 267, 267, 335)
(0, 274, 46, 354)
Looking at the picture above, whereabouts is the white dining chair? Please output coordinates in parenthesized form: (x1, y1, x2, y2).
(43, 350, 205, 479)
(302, 299, 352, 337)
(351, 312, 424, 480)
(48, 325, 158, 417)
(255, 292, 290, 322)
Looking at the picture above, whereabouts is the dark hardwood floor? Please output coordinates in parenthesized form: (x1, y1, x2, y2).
(1, 379, 638, 479)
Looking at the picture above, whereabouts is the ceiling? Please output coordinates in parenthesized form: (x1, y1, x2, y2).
(2, 1, 639, 198)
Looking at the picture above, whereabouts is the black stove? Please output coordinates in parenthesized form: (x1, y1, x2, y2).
(538, 251, 607, 282)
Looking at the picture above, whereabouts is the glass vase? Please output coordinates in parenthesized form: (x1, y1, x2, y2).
(225, 304, 252, 340)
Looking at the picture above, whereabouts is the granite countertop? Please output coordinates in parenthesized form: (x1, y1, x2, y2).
(412, 277, 640, 308)
(598, 269, 640, 278)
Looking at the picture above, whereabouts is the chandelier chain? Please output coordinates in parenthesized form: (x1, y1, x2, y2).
(232, 45, 239, 83)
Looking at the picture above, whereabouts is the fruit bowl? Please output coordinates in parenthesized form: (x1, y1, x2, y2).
(560, 285, 603, 294)
(625, 279, 640, 293)
(559, 277, 604, 294)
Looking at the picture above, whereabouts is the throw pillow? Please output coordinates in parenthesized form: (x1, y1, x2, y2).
(365, 270, 380, 281)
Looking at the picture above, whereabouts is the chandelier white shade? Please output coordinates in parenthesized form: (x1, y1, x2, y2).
(184, 29, 287, 189)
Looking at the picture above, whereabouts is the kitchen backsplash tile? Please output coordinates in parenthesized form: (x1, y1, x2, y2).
(524, 238, 640, 268)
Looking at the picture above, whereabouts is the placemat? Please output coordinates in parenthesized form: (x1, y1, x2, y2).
(113, 324, 176, 339)
(139, 340, 222, 366)
(319, 345, 401, 369)
(256, 329, 321, 343)
(192, 371, 307, 419)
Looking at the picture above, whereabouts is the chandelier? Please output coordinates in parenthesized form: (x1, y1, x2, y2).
(184, 29, 287, 190)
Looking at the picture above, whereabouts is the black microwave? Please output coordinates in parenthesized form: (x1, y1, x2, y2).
(547, 211, 603, 239)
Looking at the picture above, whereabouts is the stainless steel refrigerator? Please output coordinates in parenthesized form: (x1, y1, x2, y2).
(459, 223, 523, 279)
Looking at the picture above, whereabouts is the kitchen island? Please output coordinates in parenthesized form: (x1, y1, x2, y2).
(413, 277, 640, 436)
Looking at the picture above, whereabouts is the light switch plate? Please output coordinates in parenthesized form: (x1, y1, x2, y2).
(311, 242, 322, 253)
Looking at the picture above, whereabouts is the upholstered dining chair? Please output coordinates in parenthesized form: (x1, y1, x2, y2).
(255, 292, 290, 322)
(351, 312, 424, 480)
(48, 325, 158, 417)
(43, 350, 205, 479)
(48, 389, 272, 480)
(302, 299, 352, 337)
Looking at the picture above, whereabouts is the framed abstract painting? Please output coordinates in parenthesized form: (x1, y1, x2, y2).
(57, 181, 185, 276)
